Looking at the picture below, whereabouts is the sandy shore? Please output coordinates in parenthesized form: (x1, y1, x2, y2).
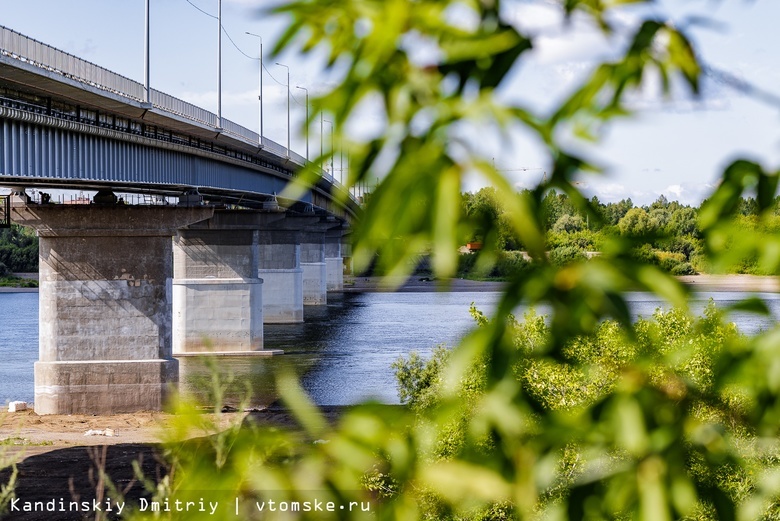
(345, 274, 780, 293)
(2, 274, 777, 295)
(344, 275, 507, 292)
(0, 406, 355, 521)
(0, 287, 37, 293)
(677, 274, 780, 292)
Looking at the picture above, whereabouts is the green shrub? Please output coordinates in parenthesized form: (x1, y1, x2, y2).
(391, 303, 753, 518)
(491, 251, 531, 278)
(549, 245, 587, 266)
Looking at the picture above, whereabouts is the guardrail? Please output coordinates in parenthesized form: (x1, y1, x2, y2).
(0, 26, 145, 101)
(0, 24, 272, 151)
(0, 25, 361, 202)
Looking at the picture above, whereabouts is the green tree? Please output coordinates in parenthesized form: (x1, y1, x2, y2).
(668, 205, 699, 237)
(0, 225, 38, 273)
(552, 213, 586, 234)
(618, 207, 655, 236)
(601, 198, 634, 226)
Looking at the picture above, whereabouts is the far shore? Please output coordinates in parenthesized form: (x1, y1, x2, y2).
(1, 274, 778, 294)
(345, 274, 780, 294)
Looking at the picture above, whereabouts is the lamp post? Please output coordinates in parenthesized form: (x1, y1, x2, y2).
(217, 0, 222, 129)
(275, 62, 290, 158)
(144, 0, 150, 104)
(245, 32, 263, 148)
(296, 86, 309, 161)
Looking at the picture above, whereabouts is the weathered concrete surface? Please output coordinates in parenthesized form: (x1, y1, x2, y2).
(173, 229, 259, 279)
(172, 277, 263, 353)
(256, 215, 317, 322)
(300, 218, 342, 305)
(34, 360, 178, 415)
(13, 204, 213, 415)
(300, 235, 326, 306)
(325, 227, 344, 292)
(172, 218, 267, 352)
(178, 210, 313, 324)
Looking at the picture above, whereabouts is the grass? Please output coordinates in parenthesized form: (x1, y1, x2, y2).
(0, 276, 37, 288)
(0, 437, 52, 447)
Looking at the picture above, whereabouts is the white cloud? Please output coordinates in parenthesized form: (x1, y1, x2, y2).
(665, 184, 683, 199)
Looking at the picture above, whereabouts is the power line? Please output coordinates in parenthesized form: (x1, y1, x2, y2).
(184, 0, 215, 19)
(183, 0, 287, 86)
(263, 63, 287, 87)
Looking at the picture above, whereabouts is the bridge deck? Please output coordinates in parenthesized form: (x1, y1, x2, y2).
(0, 25, 359, 218)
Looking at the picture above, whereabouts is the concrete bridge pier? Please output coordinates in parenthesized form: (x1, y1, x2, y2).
(257, 215, 315, 323)
(12, 203, 213, 415)
(300, 226, 332, 306)
(325, 225, 345, 292)
(172, 213, 275, 355)
(257, 232, 303, 322)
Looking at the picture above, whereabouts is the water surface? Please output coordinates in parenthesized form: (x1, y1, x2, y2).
(2, 290, 780, 407)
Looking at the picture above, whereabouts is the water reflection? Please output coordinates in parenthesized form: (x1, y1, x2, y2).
(179, 292, 497, 408)
(4, 290, 780, 408)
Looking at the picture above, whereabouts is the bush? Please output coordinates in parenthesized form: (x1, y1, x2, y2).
(491, 251, 531, 278)
(457, 251, 531, 280)
(390, 303, 750, 518)
(549, 245, 587, 266)
(656, 250, 696, 275)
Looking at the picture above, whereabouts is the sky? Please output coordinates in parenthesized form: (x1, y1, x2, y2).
(1, 0, 779, 206)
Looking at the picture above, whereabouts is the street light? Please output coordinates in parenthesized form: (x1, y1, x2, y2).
(275, 62, 290, 158)
(295, 86, 309, 161)
(245, 32, 263, 148)
(217, 0, 222, 129)
(144, 0, 150, 104)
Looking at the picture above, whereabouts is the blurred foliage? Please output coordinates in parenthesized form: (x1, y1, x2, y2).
(116, 0, 780, 520)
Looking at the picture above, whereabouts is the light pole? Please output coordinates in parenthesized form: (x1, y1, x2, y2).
(144, 0, 150, 104)
(217, 0, 222, 129)
(295, 86, 309, 161)
(275, 62, 290, 158)
(245, 32, 263, 147)
(324, 119, 333, 176)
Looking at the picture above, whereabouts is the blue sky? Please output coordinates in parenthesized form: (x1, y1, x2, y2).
(2, 0, 779, 205)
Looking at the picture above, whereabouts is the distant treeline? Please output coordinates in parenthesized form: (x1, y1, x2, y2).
(461, 188, 775, 278)
(0, 225, 38, 275)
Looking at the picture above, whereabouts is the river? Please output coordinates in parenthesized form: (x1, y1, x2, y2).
(1, 290, 780, 407)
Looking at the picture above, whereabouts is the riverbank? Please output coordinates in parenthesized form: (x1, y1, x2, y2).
(345, 274, 780, 293)
(0, 406, 353, 520)
(0, 273, 38, 292)
(0, 274, 777, 294)
(344, 275, 507, 292)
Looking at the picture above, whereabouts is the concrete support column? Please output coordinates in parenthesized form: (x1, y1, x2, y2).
(172, 228, 264, 354)
(325, 227, 344, 292)
(300, 231, 327, 305)
(13, 204, 213, 415)
(341, 230, 353, 276)
(257, 229, 304, 322)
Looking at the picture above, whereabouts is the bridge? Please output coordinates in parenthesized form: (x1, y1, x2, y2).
(0, 25, 359, 415)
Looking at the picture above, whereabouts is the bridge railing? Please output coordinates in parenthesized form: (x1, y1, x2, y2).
(0, 25, 145, 101)
(0, 25, 358, 202)
(221, 118, 259, 146)
(149, 90, 218, 128)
